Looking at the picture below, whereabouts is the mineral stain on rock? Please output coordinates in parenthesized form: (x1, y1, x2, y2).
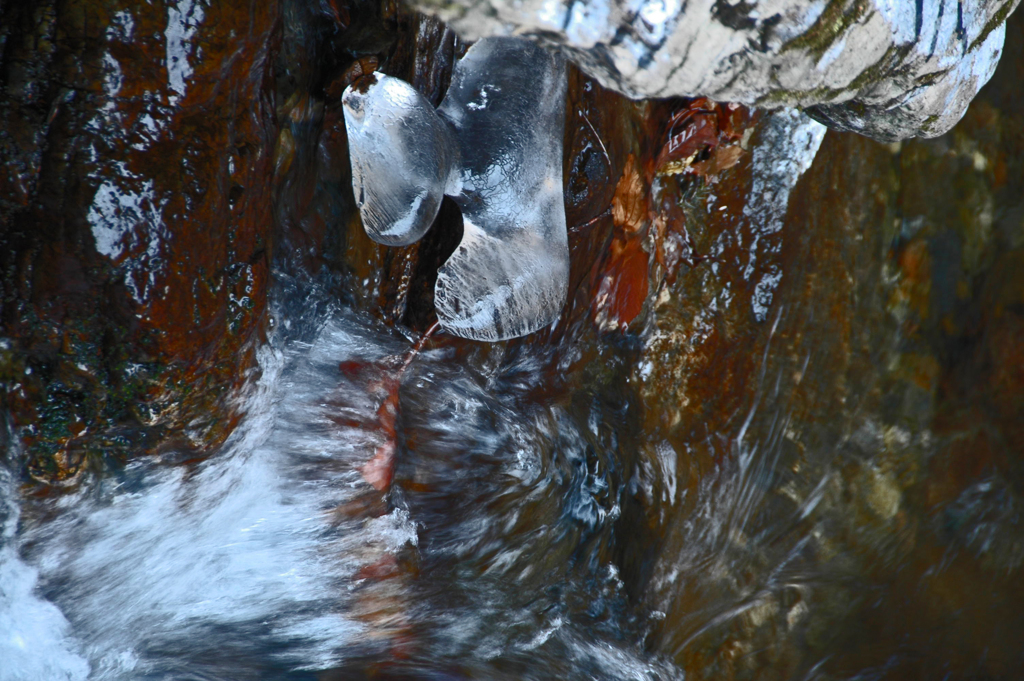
(1, 0, 279, 479)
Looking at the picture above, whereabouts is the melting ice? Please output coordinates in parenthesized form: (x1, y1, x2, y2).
(435, 37, 569, 342)
(342, 37, 570, 341)
(343, 74, 461, 246)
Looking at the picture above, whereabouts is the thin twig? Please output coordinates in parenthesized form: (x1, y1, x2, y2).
(569, 207, 612, 234)
(399, 320, 441, 375)
(580, 108, 611, 169)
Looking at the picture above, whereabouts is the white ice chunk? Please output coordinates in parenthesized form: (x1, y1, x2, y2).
(343, 74, 461, 246)
(435, 37, 569, 341)
(341, 38, 570, 341)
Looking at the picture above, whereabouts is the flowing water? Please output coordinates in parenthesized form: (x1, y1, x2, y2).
(4, 1, 1024, 678)
(0, 286, 680, 680)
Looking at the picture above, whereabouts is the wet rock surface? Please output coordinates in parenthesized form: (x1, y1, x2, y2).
(0, 0, 278, 480)
(626, 10, 1024, 676)
(1, 0, 1023, 679)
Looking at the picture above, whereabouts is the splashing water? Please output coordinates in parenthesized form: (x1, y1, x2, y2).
(0, 295, 678, 680)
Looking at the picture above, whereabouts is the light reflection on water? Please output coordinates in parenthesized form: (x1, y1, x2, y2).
(0, 111, 851, 681)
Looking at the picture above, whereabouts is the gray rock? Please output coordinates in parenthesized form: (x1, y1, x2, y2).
(411, 0, 1020, 140)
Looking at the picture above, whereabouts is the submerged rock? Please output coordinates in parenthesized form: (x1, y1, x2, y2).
(412, 0, 1021, 141)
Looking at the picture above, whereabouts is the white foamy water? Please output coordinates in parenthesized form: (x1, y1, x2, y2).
(0, 306, 684, 680)
(0, 467, 90, 681)
(0, 314, 423, 680)
(742, 109, 827, 322)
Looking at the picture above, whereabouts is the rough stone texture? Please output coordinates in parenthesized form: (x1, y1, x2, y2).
(2, 1, 1024, 676)
(412, 0, 1020, 141)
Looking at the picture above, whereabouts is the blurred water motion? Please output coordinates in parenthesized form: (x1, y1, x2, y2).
(4, 101, 1024, 675)
(1, 296, 675, 680)
(2, 1, 1024, 680)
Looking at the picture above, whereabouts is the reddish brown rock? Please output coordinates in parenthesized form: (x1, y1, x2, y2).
(0, 0, 279, 480)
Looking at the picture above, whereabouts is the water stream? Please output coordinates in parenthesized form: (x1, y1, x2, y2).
(1, 291, 683, 679)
